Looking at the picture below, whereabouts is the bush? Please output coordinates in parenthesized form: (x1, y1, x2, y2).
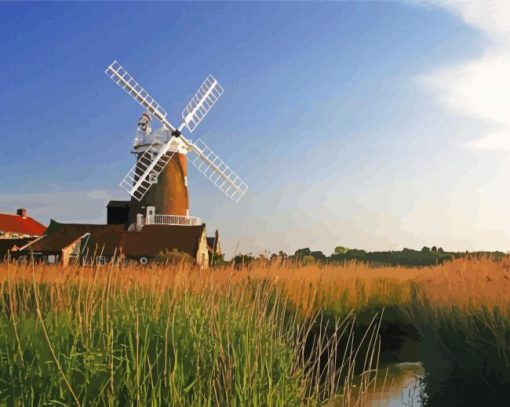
(154, 248, 194, 265)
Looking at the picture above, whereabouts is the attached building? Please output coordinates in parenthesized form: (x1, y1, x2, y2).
(16, 219, 209, 268)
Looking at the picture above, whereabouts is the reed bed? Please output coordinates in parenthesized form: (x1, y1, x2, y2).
(0, 262, 382, 406)
(0, 256, 509, 405)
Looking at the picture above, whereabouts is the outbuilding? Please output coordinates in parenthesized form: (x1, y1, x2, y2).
(15, 219, 209, 268)
(0, 208, 46, 260)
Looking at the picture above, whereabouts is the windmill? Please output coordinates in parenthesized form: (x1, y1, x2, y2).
(105, 61, 247, 227)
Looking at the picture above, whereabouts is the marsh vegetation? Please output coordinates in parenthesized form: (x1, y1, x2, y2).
(0, 257, 509, 405)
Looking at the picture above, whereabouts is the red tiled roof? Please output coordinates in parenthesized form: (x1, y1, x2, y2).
(0, 213, 46, 236)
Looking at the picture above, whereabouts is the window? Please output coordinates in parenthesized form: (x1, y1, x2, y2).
(47, 255, 56, 264)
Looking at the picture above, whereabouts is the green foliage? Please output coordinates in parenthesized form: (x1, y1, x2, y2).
(273, 245, 507, 268)
(300, 255, 316, 266)
(155, 249, 194, 265)
(334, 246, 348, 255)
(232, 253, 255, 269)
(2, 261, 510, 404)
(294, 248, 311, 258)
(310, 251, 326, 261)
(312, 278, 510, 404)
(408, 300, 510, 405)
(292, 249, 326, 265)
(0, 283, 315, 405)
(231, 245, 506, 269)
(329, 247, 455, 267)
(209, 252, 226, 267)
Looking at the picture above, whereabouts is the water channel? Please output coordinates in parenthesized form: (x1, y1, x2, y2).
(366, 362, 425, 407)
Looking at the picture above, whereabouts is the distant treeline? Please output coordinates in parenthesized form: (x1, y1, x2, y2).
(225, 246, 508, 268)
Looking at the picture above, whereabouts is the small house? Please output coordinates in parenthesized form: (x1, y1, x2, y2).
(0, 208, 46, 239)
(0, 208, 46, 260)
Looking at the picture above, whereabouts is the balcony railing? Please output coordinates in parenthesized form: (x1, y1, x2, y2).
(145, 214, 202, 226)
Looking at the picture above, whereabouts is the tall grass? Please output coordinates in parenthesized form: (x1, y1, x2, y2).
(1, 256, 509, 405)
(0, 263, 381, 406)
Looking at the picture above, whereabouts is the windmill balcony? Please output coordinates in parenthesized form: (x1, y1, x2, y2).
(145, 214, 202, 226)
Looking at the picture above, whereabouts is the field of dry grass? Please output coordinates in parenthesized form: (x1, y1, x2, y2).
(4, 255, 509, 305)
(0, 256, 509, 405)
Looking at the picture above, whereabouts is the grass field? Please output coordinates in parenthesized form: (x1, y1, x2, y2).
(0, 256, 509, 406)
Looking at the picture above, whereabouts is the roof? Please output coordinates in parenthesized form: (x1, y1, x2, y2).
(0, 213, 46, 236)
(120, 224, 205, 258)
(19, 220, 205, 259)
(207, 230, 221, 254)
(107, 200, 131, 208)
(206, 237, 216, 251)
(27, 220, 125, 255)
(0, 238, 36, 259)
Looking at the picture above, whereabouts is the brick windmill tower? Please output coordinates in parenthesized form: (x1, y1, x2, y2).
(130, 112, 190, 222)
(105, 61, 248, 228)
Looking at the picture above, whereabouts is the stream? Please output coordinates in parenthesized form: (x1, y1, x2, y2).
(366, 362, 425, 407)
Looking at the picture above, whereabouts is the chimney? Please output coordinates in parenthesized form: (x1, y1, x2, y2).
(16, 208, 27, 218)
(214, 229, 220, 253)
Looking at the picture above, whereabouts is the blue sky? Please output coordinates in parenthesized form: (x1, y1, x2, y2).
(1, 1, 510, 257)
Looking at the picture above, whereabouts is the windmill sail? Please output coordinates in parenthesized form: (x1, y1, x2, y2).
(105, 61, 176, 131)
(106, 60, 248, 204)
(119, 138, 176, 201)
(182, 75, 224, 133)
(189, 139, 248, 202)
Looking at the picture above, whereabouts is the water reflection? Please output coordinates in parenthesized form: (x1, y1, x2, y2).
(367, 362, 425, 407)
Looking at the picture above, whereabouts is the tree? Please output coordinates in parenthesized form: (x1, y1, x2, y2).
(294, 248, 311, 257)
(301, 255, 316, 266)
(210, 252, 226, 267)
(233, 253, 255, 269)
(334, 246, 348, 255)
(310, 251, 326, 261)
(346, 249, 367, 258)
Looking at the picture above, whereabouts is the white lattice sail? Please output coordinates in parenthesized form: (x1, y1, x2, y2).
(105, 61, 172, 128)
(106, 60, 248, 203)
(119, 138, 176, 201)
(182, 75, 224, 133)
(189, 139, 248, 202)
